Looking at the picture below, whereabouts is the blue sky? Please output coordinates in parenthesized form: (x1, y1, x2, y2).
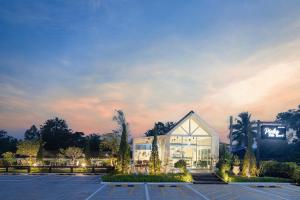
(1, 0, 300, 141)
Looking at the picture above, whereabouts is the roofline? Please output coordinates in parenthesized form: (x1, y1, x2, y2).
(166, 110, 194, 134)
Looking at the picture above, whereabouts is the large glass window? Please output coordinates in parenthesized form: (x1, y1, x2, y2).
(170, 136, 212, 169)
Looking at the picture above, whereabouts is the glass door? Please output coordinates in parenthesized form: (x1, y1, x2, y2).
(197, 148, 211, 169)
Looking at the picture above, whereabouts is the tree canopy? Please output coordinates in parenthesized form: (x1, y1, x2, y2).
(231, 112, 256, 149)
(16, 140, 40, 165)
(0, 130, 18, 155)
(24, 125, 40, 141)
(276, 105, 300, 141)
(40, 117, 73, 152)
(144, 121, 175, 136)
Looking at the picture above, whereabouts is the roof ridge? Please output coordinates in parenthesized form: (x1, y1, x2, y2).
(166, 110, 195, 134)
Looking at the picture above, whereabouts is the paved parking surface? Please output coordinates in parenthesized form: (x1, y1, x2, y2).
(0, 175, 300, 200)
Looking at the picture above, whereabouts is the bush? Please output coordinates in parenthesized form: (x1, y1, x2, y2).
(174, 160, 187, 173)
(2, 152, 16, 166)
(218, 162, 230, 182)
(293, 168, 300, 185)
(232, 155, 240, 166)
(242, 150, 251, 176)
(250, 154, 257, 176)
(259, 161, 297, 178)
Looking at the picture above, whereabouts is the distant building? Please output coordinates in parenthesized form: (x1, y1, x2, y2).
(132, 111, 219, 172)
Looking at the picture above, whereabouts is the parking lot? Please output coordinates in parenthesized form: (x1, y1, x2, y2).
(0, 175, 299, 200)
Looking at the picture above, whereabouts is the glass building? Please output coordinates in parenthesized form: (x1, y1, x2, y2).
(133, 111, 219, 172)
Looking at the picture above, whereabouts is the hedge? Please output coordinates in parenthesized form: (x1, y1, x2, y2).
(102, 173, 193, 182)
(259, 161, 297, 178)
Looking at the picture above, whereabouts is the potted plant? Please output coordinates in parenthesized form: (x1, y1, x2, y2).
(232, 155, 240, 175)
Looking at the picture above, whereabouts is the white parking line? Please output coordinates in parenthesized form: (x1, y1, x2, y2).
(85, 184, 106, 200)
(185, 184, 210, 200)
(144, 183, 150, 200)
(280, 185, 300, 194)
(239, 185, 290, 200)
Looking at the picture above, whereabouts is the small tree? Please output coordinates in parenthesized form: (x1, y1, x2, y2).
(2, 152, 16, 166)
(149, 124, 161, 174)
(242, 150, 251, 177)
(250, 153, 258, 176)
(61, 147, 83, 165)
(16, 140, 40, 165)
(114, 110, 130, 174)
(174, 160, 187, 173)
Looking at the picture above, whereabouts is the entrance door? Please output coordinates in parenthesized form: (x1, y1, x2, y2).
(197, 148, 211, 169)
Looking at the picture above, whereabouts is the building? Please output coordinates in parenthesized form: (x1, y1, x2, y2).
(132, 111, 219, 172)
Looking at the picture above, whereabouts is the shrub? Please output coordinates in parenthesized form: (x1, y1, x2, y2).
(242, 150, 251, 176)
(259, 161, 297, 178)
(219, 162, 230, 181)
(250, 154, 257, 176)
(2, 152, 16, 166)
(174, 160, 187, 173)
(232, 155, 240, 166)
(293, 168, 300, 185)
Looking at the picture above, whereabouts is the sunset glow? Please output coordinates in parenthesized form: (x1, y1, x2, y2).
(1, 1, 300, 142)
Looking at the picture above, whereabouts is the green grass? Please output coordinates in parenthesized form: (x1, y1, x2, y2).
(102, 173, 193, 182)
(229, 175, 293, 183)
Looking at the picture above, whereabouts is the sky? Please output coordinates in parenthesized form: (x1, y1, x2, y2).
(0, 0, 300, 142)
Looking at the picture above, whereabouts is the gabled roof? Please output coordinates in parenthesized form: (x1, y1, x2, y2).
(166, 110, 194, 133)
(166, 110, 219, 138)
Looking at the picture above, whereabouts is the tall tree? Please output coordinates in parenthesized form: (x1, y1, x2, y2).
(232, 112, 257, 176)
(114, 110, 130, 174)
(16, 140, 40, 165)
(149, 123, 161, 174)
(24, 125, 40, 141)
(40, 117, 72, 153)
(68, 132, 86, 149)
(0, 130, 18, 155)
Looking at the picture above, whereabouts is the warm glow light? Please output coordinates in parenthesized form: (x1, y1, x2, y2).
(81, 163, 86, 168)
(33, 163, 37, 167)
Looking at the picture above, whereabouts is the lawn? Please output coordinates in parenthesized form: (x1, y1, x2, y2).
(102, 173, 193, 182)
(229, 175, 293, 183)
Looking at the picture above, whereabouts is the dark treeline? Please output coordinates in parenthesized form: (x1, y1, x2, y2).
(0, 117, 115, 158)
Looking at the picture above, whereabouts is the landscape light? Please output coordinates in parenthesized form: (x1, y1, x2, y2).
(81, 163, 86, 168)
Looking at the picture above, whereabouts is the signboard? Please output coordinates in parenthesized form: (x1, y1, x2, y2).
(261, 125, 286, 140)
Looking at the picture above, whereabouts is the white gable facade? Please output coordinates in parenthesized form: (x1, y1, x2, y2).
(133, 111, 219, 172)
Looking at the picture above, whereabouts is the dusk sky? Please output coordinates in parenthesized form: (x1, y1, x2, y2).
(1, 0, 300, 141)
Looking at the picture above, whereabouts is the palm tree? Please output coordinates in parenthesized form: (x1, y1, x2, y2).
(231, 112, 256, 149)
(232, 112, 257, 177)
